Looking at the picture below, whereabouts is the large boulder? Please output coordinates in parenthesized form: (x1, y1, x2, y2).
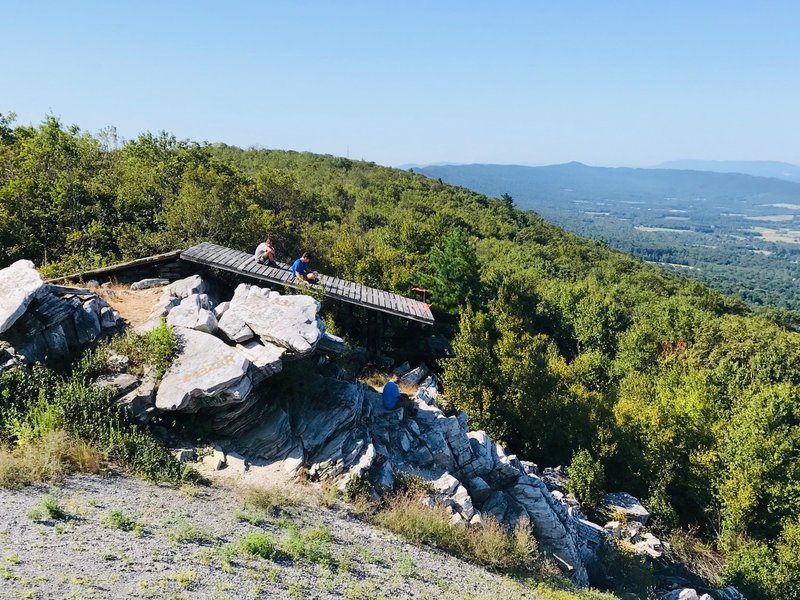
(156, 327, 252, 412)
(0, 260, 46, 334)
(218, 284, 323, 355)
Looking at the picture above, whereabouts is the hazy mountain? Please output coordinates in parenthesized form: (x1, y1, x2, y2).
(655, 159, 800, 182)
(416, 161, 800, 209)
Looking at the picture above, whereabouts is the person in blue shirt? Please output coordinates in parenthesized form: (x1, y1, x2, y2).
(291, 252, 318, 284)
(382, 371, 417, 414)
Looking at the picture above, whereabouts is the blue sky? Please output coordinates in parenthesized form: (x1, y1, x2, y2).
(2, 1, 799, 167)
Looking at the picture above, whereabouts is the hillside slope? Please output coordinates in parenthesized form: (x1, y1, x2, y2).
(416, 162, 800, 310)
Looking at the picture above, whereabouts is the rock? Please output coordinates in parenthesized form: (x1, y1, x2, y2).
(235, 339, 284, 384)
(155, 327, 252, 412)
(451, 484, 475, 519)
(715, 588, 746, 600)
(219, 284, 323, 355)
(317, 332, 347, 354)
(0, 260, 46, 334)
(431, 472, 460, 496)
(698, 595, 713, 600)
(466, 476, 492, 504)
(42, 325, 69, 356)
(131, 278, 170, 290)
(169, 275, 207, 299)
(85, 280, 100, 288)
(600, 492, 651, 525)
(542, 466, 568, 493)
(400, 363, 429, 386)
(95, 373, 140, 397)
(603, 520, 622, 538)
(678, 591, 699, 600)
(99, 306, 119, 329)
(202, 448, 227, 471)
(118, 372, 157, 424)
(632, 532, 663, 558)
(421, 429, 453, 470)
(74, 299, 102, 344)
(213, 301, 230, 319)
(167, 294, 218, 334)
(174, 448, 197, 462)
(440, 415, 473, 469)
(415, 375, 439, 405)
(469, 512, 483, 526)
(464, 431, 494, 478)
(374, 461, 394, 491)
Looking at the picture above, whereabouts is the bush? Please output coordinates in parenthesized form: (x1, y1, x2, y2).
(566, 449, 605, 510)
(239, 532, 285, 560)
(0, 359, 192, 486)
(109, 320, 177, 380)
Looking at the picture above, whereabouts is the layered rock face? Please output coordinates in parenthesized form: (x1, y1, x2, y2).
(0, 261, 121, 369)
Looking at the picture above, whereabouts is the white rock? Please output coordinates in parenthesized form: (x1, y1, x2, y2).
(219, 285, 323, 355)
(131, 278, 170, 290)
(601, 492, 651, 525)
(213, 301, 230, 319)
(0, 260, 46, 334)
(431, 472, 460, 496)
(156, 327, 252, 412)
(169, 275, 207, 299)
(678, 590, 699, 600)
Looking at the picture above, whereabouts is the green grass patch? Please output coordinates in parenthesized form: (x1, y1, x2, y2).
(28, 494, 70, 522)
(102, 509, 143, 535)
(239, 532, 287, 561)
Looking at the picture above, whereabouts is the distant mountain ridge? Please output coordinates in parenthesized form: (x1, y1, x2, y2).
(654, 159, 800, 182)
(415, 161, 800, 207)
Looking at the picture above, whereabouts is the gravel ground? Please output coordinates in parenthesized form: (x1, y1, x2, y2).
(0, 474, 541, 599)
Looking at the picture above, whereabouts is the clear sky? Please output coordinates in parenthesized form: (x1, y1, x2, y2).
(2, 1, 799, 167)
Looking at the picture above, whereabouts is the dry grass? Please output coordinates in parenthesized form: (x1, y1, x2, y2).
(0, 430, 101, 489)
(95, 284, 165, 326)
(665, 528, 725, 585)
(240, 484, 301, 515)
(375, 493, 541, 574)
(361, 371, 420, 396)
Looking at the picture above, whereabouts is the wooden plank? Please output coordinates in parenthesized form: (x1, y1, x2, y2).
(179, 242, 435, 324)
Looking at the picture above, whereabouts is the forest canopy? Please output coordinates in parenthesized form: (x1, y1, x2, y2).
(1, 114, 798, 598)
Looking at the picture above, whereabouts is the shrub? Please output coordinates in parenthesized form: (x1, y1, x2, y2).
(566, 449, 605, 510)
(239, 532, 285, 560)
(102, 509, 142, 534)
(0, 362, 192, 486)
(28, 494, 69, 521)
(109, 320, 177, 380)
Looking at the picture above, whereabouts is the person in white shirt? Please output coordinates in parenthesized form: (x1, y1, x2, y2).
(254, 239, 277, 266)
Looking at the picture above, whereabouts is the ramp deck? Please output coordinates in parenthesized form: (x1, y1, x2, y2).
(181, 242, 434, 325)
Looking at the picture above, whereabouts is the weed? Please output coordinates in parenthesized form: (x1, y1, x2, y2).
(397, 553, 418, 578)
(166, 519, 212, 545)
(239, 532, 286, 561)
(233, 508, 265, 527)
(102, 509, 143, 534)
(28, 494, 69, 521)
(375, 494, 541, 574)
(171, 570, 197, 590)
(4, 554, 20, 565)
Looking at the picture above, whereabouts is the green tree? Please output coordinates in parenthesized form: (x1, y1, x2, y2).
(421, 227, 481, 314)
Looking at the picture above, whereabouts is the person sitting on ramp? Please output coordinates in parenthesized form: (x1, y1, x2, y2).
(291, 252, 319, 284)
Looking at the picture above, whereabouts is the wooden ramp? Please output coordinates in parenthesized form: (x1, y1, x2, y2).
(181, 242, 435, 325)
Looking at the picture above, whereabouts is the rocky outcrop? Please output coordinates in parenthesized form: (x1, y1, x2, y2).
(156, 327, 253, 412)
(0, 260, 46, 334)
(218, 284, 323, 355)
(0, 262, 121, 369)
